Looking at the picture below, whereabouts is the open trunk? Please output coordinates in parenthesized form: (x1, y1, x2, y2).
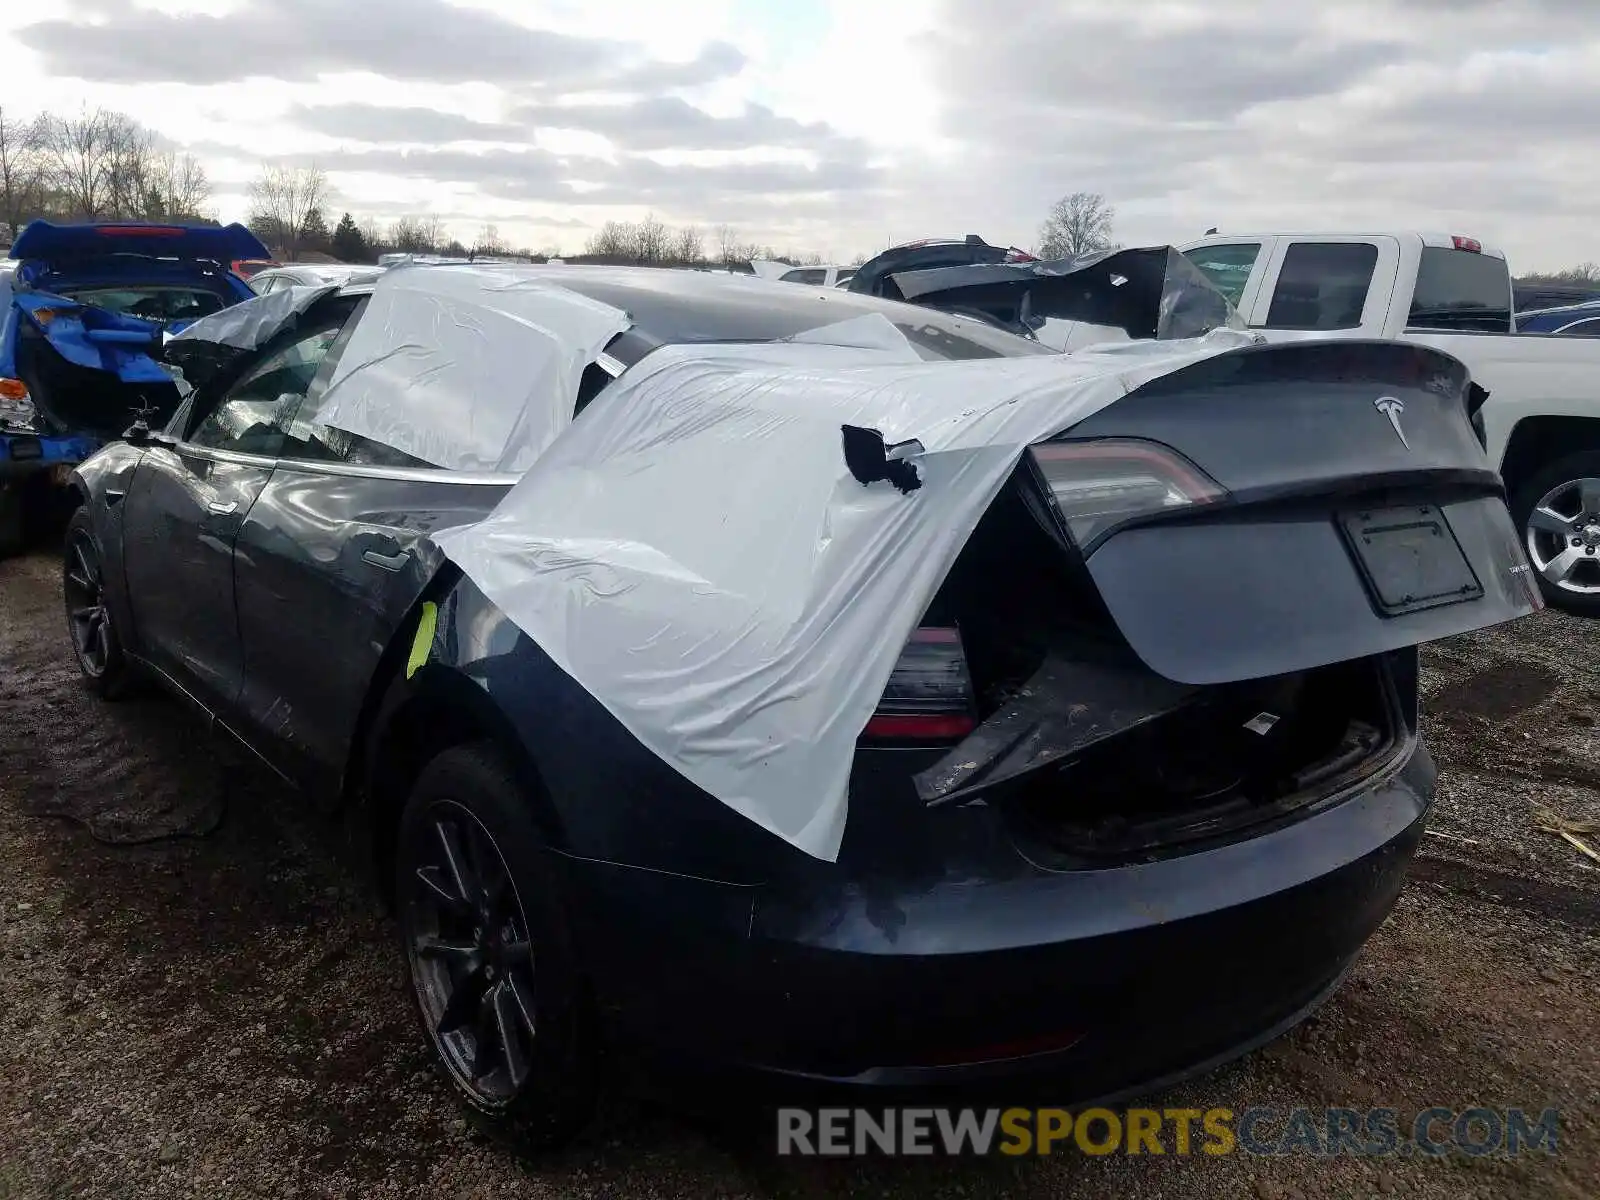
(866, 339, 1538, 857)
(13, 321, 182, 440)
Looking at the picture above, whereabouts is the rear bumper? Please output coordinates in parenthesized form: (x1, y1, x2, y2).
(564, 737, 1436, 1099)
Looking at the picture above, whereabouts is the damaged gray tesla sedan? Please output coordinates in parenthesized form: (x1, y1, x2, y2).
(62, 261, 1540, 1149)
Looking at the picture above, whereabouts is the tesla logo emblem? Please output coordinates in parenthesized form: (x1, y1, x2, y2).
(1374, 396, 1410, 449)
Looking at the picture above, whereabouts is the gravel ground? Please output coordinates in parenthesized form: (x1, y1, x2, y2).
(1, 547, 1596, 1199)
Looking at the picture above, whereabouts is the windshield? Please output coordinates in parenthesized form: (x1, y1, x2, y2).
(58, 284, 225, 324)
(1408, 248, 1512, 333)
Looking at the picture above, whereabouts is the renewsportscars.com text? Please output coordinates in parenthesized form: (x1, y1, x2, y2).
(775, 1106, 1561, 1158)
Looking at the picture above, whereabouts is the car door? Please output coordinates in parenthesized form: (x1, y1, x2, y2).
(119, 318, 346, 713)
(230, 301, 516, 792)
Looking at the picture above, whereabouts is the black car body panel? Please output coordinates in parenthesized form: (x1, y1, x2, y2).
(63, 266, 1533, 1102)
(845, 236, 1032, 300)
(1065, 340, 1541, 684)
(889, 245, 1240, 342)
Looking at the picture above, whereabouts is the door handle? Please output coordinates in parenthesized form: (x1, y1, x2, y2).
(362, 548, 411, 572)
(207, 500, 239, 515)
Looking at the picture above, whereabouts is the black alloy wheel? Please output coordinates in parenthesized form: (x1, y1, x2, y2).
(395, 742, 594, 1150)
(62, 507, 129, 696)
(405, 799, 539, 1104)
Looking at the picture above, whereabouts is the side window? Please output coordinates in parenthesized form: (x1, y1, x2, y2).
(188, 319, 348, 456)
(275, 299, 433, 469)
(781, 268, 827, 285)
(1264, 242, 1378, 331)
(1183, 243, 1260, 307)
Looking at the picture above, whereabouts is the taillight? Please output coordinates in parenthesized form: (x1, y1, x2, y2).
(1029, 438, 1226, 553)
(863, 626, 976, 742)
(1451, 236, 1482, 253)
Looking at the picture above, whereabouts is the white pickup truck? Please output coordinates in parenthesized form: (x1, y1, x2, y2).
(1181, 231, 1600, 616)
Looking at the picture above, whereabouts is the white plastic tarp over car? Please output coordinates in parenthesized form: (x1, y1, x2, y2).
(163, 263, 1258, 861)
(431, 320, 1259, 861)
(314, 266, 632, 473)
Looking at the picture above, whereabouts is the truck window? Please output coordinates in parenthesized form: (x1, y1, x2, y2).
(1407, 248, 1513, 333)
(1183, 244, 1260, 307)
(1264, 243, 1377, 330)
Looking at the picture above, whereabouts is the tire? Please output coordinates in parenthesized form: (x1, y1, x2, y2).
(395, 742, 595, 1152)
(62, 506, 133, 697)
(0, 482, 22, 559)
(1507, 450, 1600, 618)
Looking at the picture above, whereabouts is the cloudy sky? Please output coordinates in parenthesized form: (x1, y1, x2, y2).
(1, 0, 1594, 268)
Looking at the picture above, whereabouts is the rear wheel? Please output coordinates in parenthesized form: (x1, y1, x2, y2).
(395, 742, 595, 1152)
(63, 507, 132, 696)
(1509, 451, 1600, 617)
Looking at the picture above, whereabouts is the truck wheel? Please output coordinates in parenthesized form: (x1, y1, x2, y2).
(0, 483, 23, 559)
(1509, 450, 1600, 617)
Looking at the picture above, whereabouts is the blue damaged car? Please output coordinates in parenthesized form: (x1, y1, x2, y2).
(0, 220, 267, 555)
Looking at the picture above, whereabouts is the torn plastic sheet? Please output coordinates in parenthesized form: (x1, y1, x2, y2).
(889, 245, 1243, 347)
(166, 283, 339, 352)
(435, 327, 1257, 861)
(162, 284, 340, 390)
(785, 312, 922, 361)
(315, 266, 631, 473)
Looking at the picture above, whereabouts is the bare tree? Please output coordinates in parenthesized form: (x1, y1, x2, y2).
(714, 223, 739, 266)
(1037, 191, 1115, 259)
(390, 214, 445, 254)
(472, 222, 507, 258)
(153, 151, 211, 219)
(101, 111, 159, 218)
(634, 213, 669, 264)
(41, 108, 113, 218)
(247, 161, 329, 260)
(673, 224, 704, 264)
(359, 215, 384, 250)
(420, 215, 446, 253)
(585, 220, 633, 258)
(0, 107, 43, 237)
(389, 216, 427, 253)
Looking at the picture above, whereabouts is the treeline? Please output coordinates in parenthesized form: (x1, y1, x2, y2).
(581, 217, 828, 269)
(244, 162, 545, 264)
(1515, 263, 1600, 287)
(0, 105, 213, 235)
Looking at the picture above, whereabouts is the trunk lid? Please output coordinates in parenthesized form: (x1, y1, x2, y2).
(891, 339, 1536, 825)
(1059, 339, 1540, 686)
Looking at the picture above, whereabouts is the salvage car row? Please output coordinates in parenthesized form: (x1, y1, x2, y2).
(37, 228, 1557, 1152)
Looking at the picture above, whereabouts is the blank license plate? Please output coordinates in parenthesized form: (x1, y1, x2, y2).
(1339, 505, 1483, 616)
(7, 437, 42, 460)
